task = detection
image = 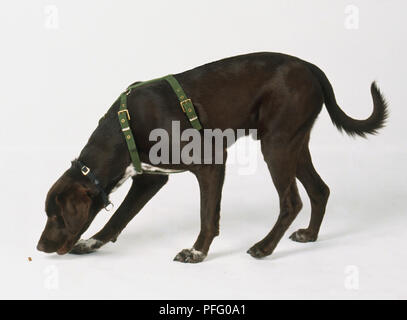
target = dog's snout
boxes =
[37,239,58,253]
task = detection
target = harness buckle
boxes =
[104,202,114,211]
[81,166,90,176]
[118,109,131,120]
[180,98,191,113]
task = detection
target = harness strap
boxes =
[117,74,202,174]
[118,92,143,173]
[164,75,202,130]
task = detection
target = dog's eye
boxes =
[49,214,58,222]
[48,214,65,227]
[47,213,58,220]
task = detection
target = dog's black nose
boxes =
[37,238,62,253]
[37,241,56,253]
[37,242,46,252]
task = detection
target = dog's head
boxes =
[37,173,102,255]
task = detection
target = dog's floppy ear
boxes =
[56,184,92,234]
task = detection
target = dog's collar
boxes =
[71,160,112,210]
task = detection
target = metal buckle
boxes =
[180,98,191,113]
[118,109,131,120]
[81,166,90,176]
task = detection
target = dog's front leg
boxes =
[70,174,169,254]
[174,164,226,263]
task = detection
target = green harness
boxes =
[117,74,202,173]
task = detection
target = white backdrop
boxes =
[0,0,406,299]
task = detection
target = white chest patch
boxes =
[111,163,185,193]
[111,164,137,193]
[141,163,185,174]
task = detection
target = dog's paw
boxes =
[69,239,103,255]
[289,229,318,243]
[173,248,206,263]
[247,243,270,259]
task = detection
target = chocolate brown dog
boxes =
[37,52,387,262]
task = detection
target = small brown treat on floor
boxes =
[28,257,32,262]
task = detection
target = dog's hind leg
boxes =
[247,132,304,259]
[173,163,226,263]
[70,174,168,254]
[290,141,330,242]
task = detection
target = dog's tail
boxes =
[306,62,388,138]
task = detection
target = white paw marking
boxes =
[190,248,205,258]
[174,248,207,263]
[75,239,102,249]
